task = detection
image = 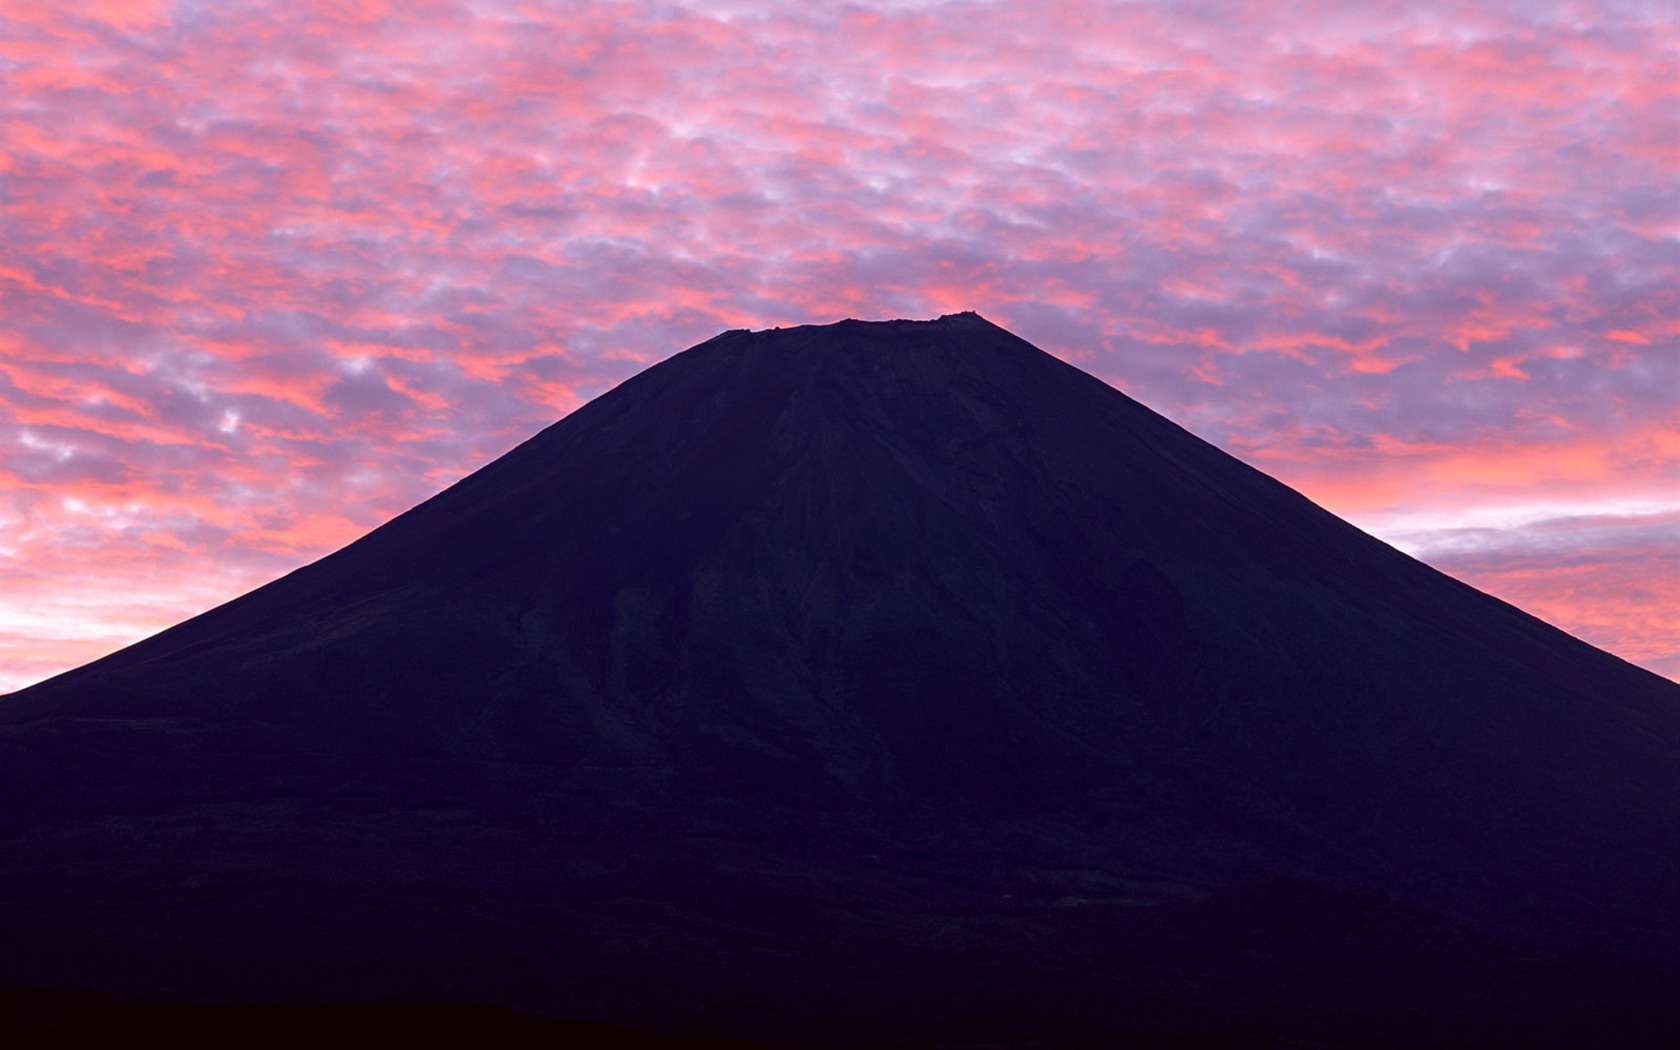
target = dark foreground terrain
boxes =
[3,315,1676,1046]
[0,989,781,1049]
[4,879,1677,1048]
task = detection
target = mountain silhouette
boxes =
[3,314,1677,1047]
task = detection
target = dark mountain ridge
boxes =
[3,313,1677,1046]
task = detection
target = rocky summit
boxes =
[3,314,1677,1047]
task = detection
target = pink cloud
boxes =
[1,0,1675,691]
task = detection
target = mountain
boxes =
[3,313,1677,1047]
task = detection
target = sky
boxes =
[0,0,1675,693]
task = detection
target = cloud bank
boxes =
[2,0,1675,689]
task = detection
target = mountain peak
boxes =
[3,314,1676,1045]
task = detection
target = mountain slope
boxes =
[3,313,1676,1045]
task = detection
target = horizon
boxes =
[2,1,1675,689]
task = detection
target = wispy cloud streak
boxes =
[2,0,1675,690]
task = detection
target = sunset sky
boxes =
[1,0,1675,693]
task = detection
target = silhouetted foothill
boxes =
[3,313,1677,1047]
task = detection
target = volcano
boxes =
[3,314,1677,1047]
